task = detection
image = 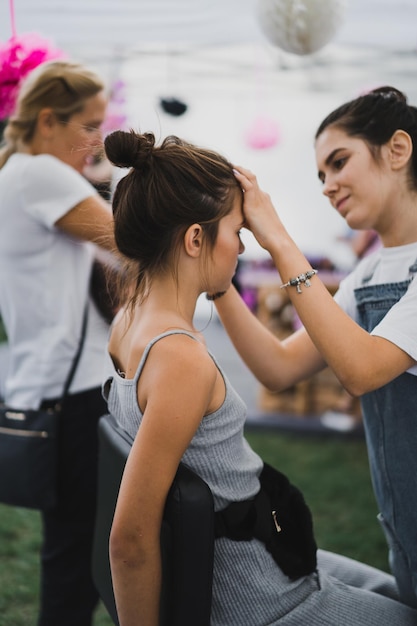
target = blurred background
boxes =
[2,0,417,427]
[1,3,417,623]
[2,0,417,261]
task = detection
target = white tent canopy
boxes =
[1,0,417,53]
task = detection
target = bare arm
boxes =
[215,285,326,391]
[233,166,414,396]
[109,336,217,626]
[54,194,115,251]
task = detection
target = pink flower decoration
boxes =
[0,33,65,120]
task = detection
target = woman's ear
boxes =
[37,108,57,138]
[183,223,204,258]
[388,129,413,170]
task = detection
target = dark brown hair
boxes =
[104,130,240,306]
[315,86,417,190]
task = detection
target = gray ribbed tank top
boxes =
[103,329,318,625]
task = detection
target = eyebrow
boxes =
[317,147,345,181]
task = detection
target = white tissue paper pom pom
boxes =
[257,0,347,56]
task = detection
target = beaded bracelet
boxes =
[279,269,318,294]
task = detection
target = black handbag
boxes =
[214,462,317,580]
[0,305,88,511]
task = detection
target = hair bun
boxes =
[104,130,156,169]
[370,86,407,104]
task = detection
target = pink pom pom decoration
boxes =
[101,79,128,136]
[245,115,281,150]
[0,33,65,120]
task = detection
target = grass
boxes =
[0,429,387,625]
[0,504,113,626]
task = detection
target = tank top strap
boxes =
[132,329,200,384]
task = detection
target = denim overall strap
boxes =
[354,269,417,607]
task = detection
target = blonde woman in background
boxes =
[0,60,115,625]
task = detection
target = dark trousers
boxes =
[37,387,107,626]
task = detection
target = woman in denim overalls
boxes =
[216,86,417,609]
[354,258,417,606]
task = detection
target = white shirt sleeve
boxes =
[333,254,382,323]
[21,154,96,228]
[371,276,417,363]
[335,261,417,368]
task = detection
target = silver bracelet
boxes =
[279,269,318,294]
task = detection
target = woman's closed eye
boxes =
[333,156,347,171]
[318,156,348,185]
[83,123,102,134]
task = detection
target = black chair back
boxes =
[92,413,214,626]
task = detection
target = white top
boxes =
[0,153,109,409]
[334,241,417,376]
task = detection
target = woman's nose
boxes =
[322,175,337,198]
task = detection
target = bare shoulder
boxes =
[138,331,219,428]
[145,331,213,373]
[110,316,215,383]
[139,331,218,398]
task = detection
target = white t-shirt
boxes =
[334,240,417,376]
[0,153,109,409]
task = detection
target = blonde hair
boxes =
[0,60,105,168]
